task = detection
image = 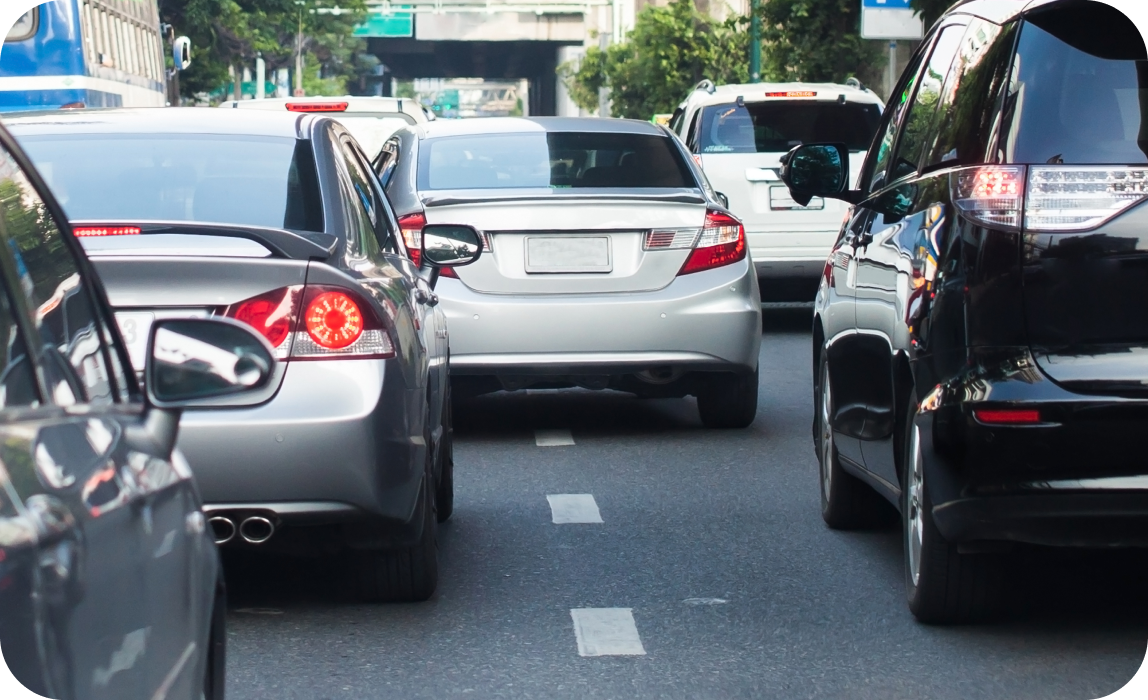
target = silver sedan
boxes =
[382,117,762,428]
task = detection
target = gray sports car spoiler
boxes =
[69,220,338,260]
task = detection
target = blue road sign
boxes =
[862,0,912,7]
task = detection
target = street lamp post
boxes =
[749,0,761,83]
[295,0,306,96]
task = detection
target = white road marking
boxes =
[570,608,646,657]
[535,429,575,446]
[683,597,729,606]
[547,494,603,524]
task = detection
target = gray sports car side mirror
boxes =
[145,317,276,407]
[422,224,483,267]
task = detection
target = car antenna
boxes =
[736,95,745,107]
[837,94,846,104]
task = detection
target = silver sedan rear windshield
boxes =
[17,134,324,232]
[418,132,695,190]
[700,101,881,154]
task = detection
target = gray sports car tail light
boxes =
[222,284,395,361]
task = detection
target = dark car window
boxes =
[0,281,38,409]
[1002,4,1148,164]
[19,134,325,233]
[889,25,964,181]
[373,137,401,187]
[342,138,399,256]
[923,18,1018,170]
[330,132,381,261]
[419,132,696,190]
[864,39,933,193]
[698,100,881,154]
[0,150,118,405]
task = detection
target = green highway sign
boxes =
[354,10,414,38]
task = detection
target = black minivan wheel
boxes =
[902,390,1005,623]
[816,353,891,529]
[697,368,759,428]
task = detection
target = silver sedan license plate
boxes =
[525,236,612,274]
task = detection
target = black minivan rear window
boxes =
[1003,3,1148,164]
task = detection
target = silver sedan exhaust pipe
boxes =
[208,516,236,545]
[239,516,275,545]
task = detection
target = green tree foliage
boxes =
[910,0,955,28]
[158,0,376,100]
[757,0,882,85]
[560,0,748,119]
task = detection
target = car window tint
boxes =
[685,110,701,152]
[330,133,378,261]
[888,25,964,183]
[924,19,1018,169]
[698,101,881,154]
[0,279,38,409]
[342,139,395,257]
[1001,4,1148,164]
[864,41,932,193]
[419,132,695,190]
[19,134,325,233]
[0,151,117,405]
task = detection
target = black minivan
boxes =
[780,0,1148,623]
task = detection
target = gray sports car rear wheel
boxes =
[347,451,439,602]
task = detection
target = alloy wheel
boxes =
[819,363,834,500]
[906,423,924,587]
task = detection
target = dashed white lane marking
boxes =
[547,494,603,524]
[570,608,646,657]
[535,429,575,446]
[683,597,728,606]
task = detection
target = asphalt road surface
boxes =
[222,311,1148,700]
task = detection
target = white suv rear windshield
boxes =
[699,101,881,154]
[418,132,695,190]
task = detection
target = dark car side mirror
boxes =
[146,318,276,408]
[778,143,860,206]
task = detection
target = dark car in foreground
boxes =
[780,0,1148,622]
[7,109,482,603]
[0,122,279,696]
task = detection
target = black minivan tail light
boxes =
[952,165,1148,233]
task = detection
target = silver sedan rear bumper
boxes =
[176,358,423,523]
[443,259,761,375]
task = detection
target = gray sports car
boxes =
[378,117,762,428]
[9,108,482,602]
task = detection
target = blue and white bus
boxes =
[0,0,166,111]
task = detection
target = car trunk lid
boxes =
[423,192,708,294]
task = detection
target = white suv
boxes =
[671,80,883,300]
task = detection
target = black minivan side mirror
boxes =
[146,318,276,407]
[778,143,860,206]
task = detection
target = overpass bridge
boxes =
[360,0,629,115]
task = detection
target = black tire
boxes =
[347,454,439,602]
[902,388,1005,623]
[697,367,759,429]
[435,382,454,523]
[815,352,891,529]
[203,580,226,700]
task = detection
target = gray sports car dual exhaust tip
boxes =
[208,515,276,545]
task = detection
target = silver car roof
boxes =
[418,117,667,140]
[4,107,311,139]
